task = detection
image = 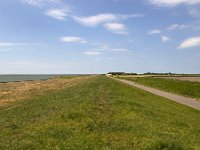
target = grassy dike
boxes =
[0,76,200,149]
[119,77,200,100]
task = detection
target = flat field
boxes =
[119,76,200,100]
[156,76,200,83]
[0,76,200,149]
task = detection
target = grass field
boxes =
[0,76,200,149]
[118,77,200,100]
[0,76,90,106]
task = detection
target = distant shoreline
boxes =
[0,74,93,83]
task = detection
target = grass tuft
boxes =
[144,141,186,150]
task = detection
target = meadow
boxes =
[0,76,200,149]
[118,76,200,100]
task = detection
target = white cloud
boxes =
[84,46,129,58]
[92,45,129,53]
[0,42,17,47]
[117,14,145,19]
[104,23,128,35]
[21,0,61,7]
[109,48,128,52]
[148,29,161,35]
[161,36,170,42]
[148,0,200,7]
[178,36,200,49]
[72,13,144,27]
[61,36,87,43]
[85,51,100,56]
[72,14,117,27]
[104,23,126,30]
[167,22,200,31]
[167,24,188,30]
[0,42,25,47]
[45,8,70,20]
[72,13,143,34]
[21,0,44,7]
[0,50,8,52]
[189,7,200,17]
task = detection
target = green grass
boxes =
[119,77,200,100]
[0,76,200,149]
[60,75,89,79]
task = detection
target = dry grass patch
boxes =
[156,77,200,83]
[0,76,93,106]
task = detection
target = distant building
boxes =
[107,72,137,75]
[107,72,125,75]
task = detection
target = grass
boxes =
[119,77,200,100]
[60,75,89,79]
[0,76,90,106]
[0,76,200,149]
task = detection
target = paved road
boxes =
[111,77,200,111]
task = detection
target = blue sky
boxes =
[0,0,200,74]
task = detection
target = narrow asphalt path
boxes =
[111,77,200,111]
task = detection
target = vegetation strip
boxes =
[112,77,200,111]
[118,77,200,100]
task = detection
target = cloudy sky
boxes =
[0,0,200,74]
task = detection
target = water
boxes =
[0,75,59,83]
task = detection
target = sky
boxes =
[0,0,200,74]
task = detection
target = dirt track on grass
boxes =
[111,77,200,111]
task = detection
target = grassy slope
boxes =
[0,76,90,107]
[0,76,200,150]
[120,77,200,100]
